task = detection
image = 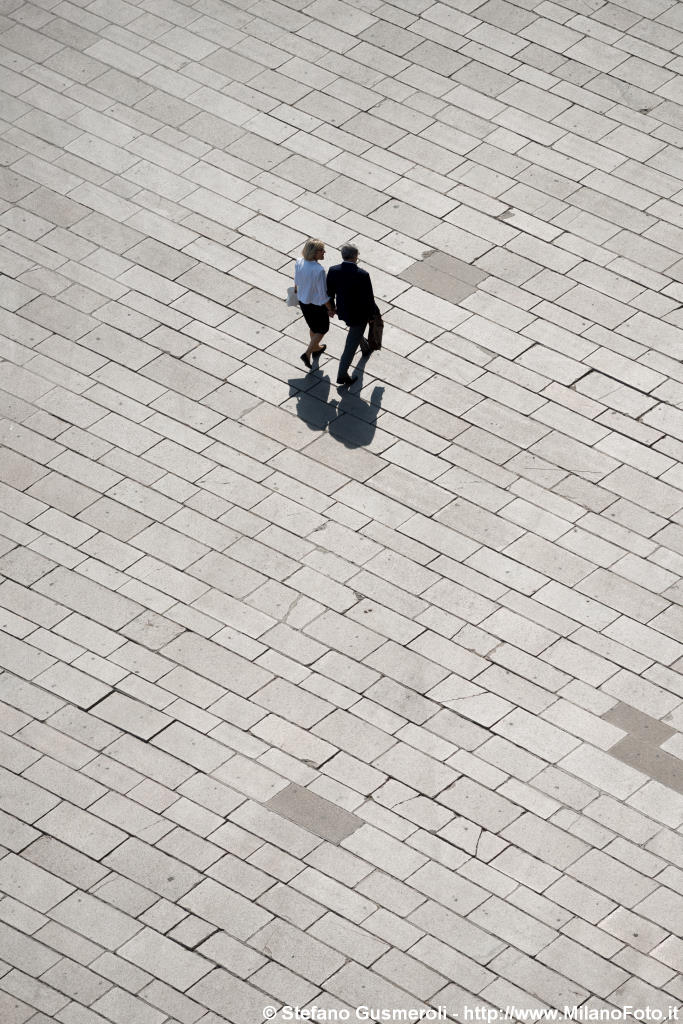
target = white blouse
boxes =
[294,258,328,305]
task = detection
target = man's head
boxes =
[341,244,359,263]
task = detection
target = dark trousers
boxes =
[337,322,366,382]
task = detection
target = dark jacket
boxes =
[326,261,380,326]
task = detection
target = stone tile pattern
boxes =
[0,0,682,1020]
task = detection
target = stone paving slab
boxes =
[1,0,683,1022]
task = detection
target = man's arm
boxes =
[366,271,380,318]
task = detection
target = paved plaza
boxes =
[2,0,683,1020]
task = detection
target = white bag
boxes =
[286,286,299,307]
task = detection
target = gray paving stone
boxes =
[0,853,73,913]
[32,567,141,631]
[91,985,165,1024]
[35,800,127,860]
[471,894,559,956]
[0,768,60,824]
[160,631,272,697]
[49,892,142,950]
[0,921,61,979]
[40,958,112,1004]
[502,813,589,870]
[187,970,269,1024]
[92,693,169,740]
[179,877,271,940]
[373,742,456,798]
[152,721,230,772]
[24,836,108,891]
[118,928,211,991]
[103,837,201,900]
[342,823,427,880]
[250,917,345,985]
[412,897,507,965]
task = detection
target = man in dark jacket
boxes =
[326,244,380,388]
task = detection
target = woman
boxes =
[294,238,335,369]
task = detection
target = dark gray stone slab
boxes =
[399,250,488,303]
[421,250,489,285]
[265,783,363,843]
[603,702,675,747]
[609,736,683,795]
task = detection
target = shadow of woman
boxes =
[288,360,384,449]
[288,369,337,432]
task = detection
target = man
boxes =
[326,243,380,388]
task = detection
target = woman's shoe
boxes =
[300,352,312,369]
[312,345,327,359]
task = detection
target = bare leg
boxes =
[306,331,325,356]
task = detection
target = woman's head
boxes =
[302,238,325,260]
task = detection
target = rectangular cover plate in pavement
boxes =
[398,250,489,304]
[266,783,363,843]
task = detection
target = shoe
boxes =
[312,345,327,359]
[336,374,358,388]
[300,352,312,369]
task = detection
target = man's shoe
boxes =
[300,352,312,369]
[336,374,358,388]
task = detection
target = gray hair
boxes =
[341,243,359,260]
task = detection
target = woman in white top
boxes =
[294,238,335,370]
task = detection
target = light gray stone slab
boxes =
[50,892,142,949]
[161,631,272,696]
[187,970,270,1024]
[118,927,212,991]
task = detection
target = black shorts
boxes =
[300,302,329,335]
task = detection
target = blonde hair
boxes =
[302,238,324,260]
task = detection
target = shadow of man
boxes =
[329,358,384,449]
[288,359,384,449]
